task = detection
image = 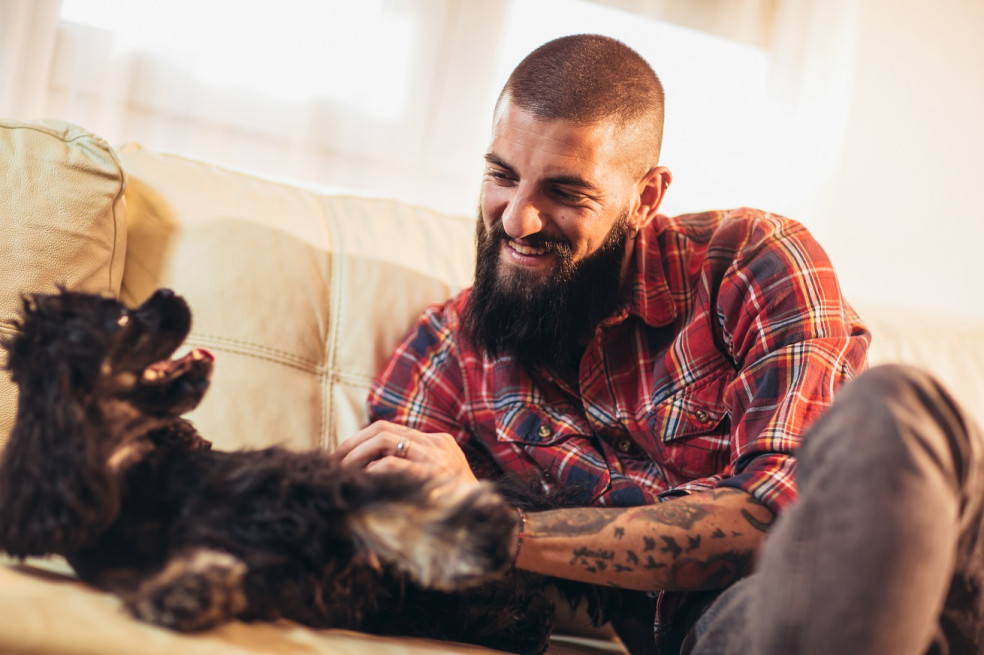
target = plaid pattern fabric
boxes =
[368,208,870,645]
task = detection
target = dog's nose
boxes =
[155,288,175,298]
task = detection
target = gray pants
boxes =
[687,364,984,655]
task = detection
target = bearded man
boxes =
[336,34,984,655]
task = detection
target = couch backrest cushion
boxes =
[0,119,127,447]
[118,145,475,451]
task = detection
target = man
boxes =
[335,35,984,654]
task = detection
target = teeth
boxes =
[142,369,161,382]
[509,240,547,256]
[191,349,205,361]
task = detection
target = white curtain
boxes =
[0,0,863,226]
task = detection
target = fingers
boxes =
[334,421,480,488]
[334,421,410,466]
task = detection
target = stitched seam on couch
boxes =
[188,334,321,373]
[331,370,375,387]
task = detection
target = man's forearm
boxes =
[514,487,775,592]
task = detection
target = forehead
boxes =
[487,102,627,184]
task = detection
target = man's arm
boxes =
[336,422,773,593]
[515,487,774,592]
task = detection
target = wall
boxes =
[816,0,984,320]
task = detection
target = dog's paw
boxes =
[351,482,519,591]
[127,549,248,631]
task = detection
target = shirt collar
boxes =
[599,217,678,329]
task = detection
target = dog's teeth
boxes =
[191,350,205,361]
[142,369,160,381]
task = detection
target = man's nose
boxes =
[500,185,544,239]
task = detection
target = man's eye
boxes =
[552,188,584,203]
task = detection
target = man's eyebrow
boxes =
[545,173,599,193]
[483,153,600,193]
[483,153,514,173]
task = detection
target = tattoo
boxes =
[742,509,772,532]
[570,546,615,567]
[595,560,608,571]
[660,536,682,558]
[666,550,755,591]
[711,528,726,539]
[614,564,633,573]
[613,527,625,540]
[741,498,777,532]
[537,509,621,537]
[630,503,709,530]
[626,550,639,565]
[644,555,666,570]
[643,536,657,552]
[686,535,701,552]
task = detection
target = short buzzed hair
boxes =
[496,34,665,170]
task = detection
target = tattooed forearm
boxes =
[627,503,709,529]
[660,536,682,557]
[534,508,621,536]
[664,550,755,591]
[569,546,615,565]
[741,494,776,532]
[515,488,773,593]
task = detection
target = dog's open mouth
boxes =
[140,348,214,385]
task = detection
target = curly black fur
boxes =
[0,288,589,654]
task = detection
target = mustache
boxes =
[481,220,574,257]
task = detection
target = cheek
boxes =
[556,221,601,261]
[480,182,507,219]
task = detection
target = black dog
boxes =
[0,288,564,653]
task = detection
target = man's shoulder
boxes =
[659,208,814,257]
[414,287,473,335]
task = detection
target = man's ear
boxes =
[630,166,672,232]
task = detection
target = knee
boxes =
[827,363,982,485]
[800,364,978,475]
[853,363,940,398]
[842,364,973,431]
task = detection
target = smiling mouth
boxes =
[507,239,549,256]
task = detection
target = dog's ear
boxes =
[0,399,121,558]
[345,479,518,591]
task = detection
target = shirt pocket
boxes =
[494,403,613,502]
[646,372,731,483]
[495,403,591,446]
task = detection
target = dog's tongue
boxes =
[142,348,213,383]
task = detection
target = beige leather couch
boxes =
[1,119,982,655]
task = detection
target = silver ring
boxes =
[395,436,411,459]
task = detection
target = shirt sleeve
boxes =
[712,211,870,513]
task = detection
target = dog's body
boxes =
[0,289,565,654]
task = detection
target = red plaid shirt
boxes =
[368,208,870,646]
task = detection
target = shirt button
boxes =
[617,439,632,453]
[537,424,551,439]
[694,409,711,423]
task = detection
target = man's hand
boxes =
[334,420,479,488]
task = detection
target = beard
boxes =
[462,209,631,374]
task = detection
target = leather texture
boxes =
[0,119,127,447]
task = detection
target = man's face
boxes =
[479,100,639,285]
[465,101,642,371]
